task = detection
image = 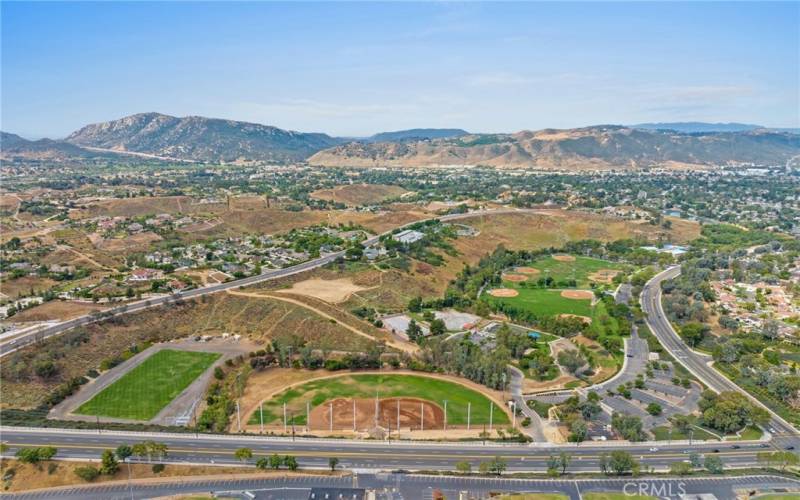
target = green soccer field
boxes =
[249,373,509,426]
[76,349,221,421]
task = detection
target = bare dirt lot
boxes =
[6,300,108,322]
[309,397,444,432]
[560,289,594,300]
[488,288,519,298]
[552,254,576,262]
[558,313,592,323]
[516,266,540,275]
[275,278,375,304]
[502,273,528,282]
[310,184,410,206]
[96,232,162,252]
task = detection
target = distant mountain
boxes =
[1,131,108,161]
[366,128,469,143]
[631,122,764,133]
[65,112,344,163]
[308,126,800,169]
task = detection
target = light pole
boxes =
[489,402,494,431]
[443,400,448,430]
[259,402,264,434]
[467,402,471,431]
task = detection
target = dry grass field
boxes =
[0,293,380,409]
[0,459,332,492]
[310,183,410,206]
[7,300,108,322]
[1,276,59,300]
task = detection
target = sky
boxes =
[2,2,798,139]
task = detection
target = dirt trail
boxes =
[226,290,416,353]
[58,245,115,272]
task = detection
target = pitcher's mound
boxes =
[516,267,540,275]
[560,289,594,300]
[489,288,519,297]
[503,273,528,282]
[553,254,576,262]
[309,397,444,431]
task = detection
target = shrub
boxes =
[74,466,100,482]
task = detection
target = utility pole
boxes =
[420,402,424,431]
[306,401,310,432]
[353,399,356,431]
[489,402,494,431]
[96,415,101,435]
[291,413,295,442]
[443,400,448,430]
[259,402,264,434]
[283,402,287,433]
[467,402,471,431]
[330,401,333,432]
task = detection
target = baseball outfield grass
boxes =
[249,373,509,426]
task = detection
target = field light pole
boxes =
[259,402,264,434]
[489,402,494,431]
[306,402,310,432]
[467,402,471,431]
[283,403,287,433]
[443,400,448,431]
[420,402,424,431]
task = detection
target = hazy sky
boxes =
[3,2,798,138]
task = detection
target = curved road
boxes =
[641,266,799,448]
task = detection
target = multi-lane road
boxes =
[641,266,800,450]
[2,233,799,497]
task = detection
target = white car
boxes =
[649,447,658,452]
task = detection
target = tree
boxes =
[568,418,588,443]
[704,455,724,474]
[608,450,638,475]
[38,447,57,461]
[699,391,769,433]
[546,454,560,477]
[669,461,693,476]
[688,452,702,468]
[234,447,253,462]
[100,449,120,475]
[611,413,646,441]
[329,457,340,472]
[132,443,148,461]
[644,403,662,416]
[283,455,298,471]
[558,452,572,475]
[679,323,708,347]
[255,457,269,470]
[115,445,133,462]
[455,461,471,473]
[598,452,609,475]
[557,349,586,375]
[74,466,100,482]
[429,318,446,336]
[488,456,506,475]
[269,453,283,470]
[406,319,423,343]
[408,296,422,313]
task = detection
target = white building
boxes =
[393,229,424,245]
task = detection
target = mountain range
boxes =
[2,113,799,169]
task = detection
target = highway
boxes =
[640,266,800,449]
[0,208,525,358]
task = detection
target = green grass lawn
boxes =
[520,255,625,287]
[488,288,593,317]
[248,373,509,426]
[76,349,220,421]
[650,424,721,442]
[732,425,764,441]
